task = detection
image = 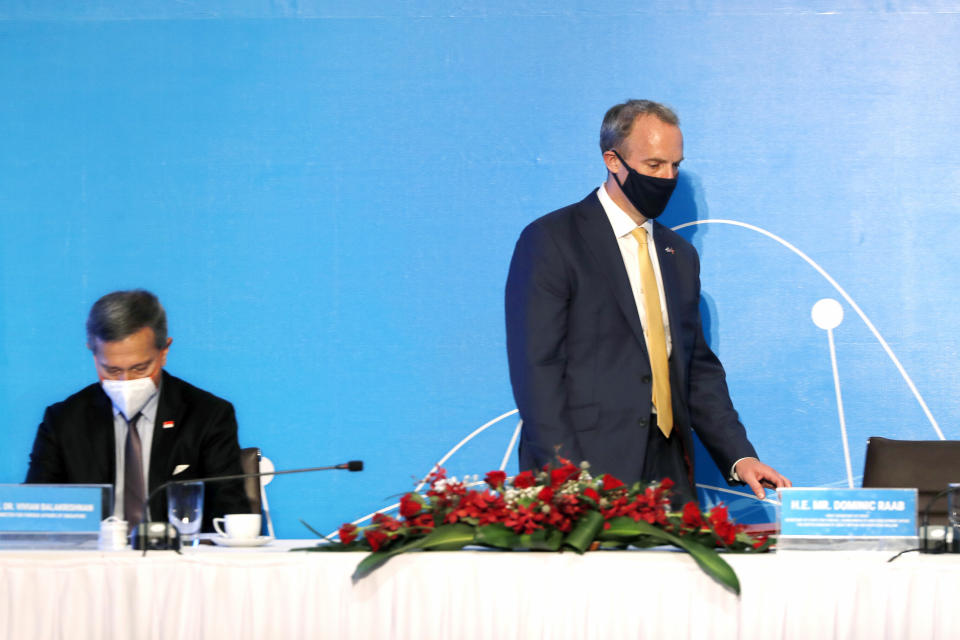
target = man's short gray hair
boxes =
[599,99,680,152]
[86,289,168,351]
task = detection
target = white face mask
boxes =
[101,377,158,421]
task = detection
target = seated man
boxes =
[26,289,250,531]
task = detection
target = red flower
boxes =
[659,477,674,490]
[485,470,507,490]
[399,493,421,519]
[681,502,704,529]
[550,463,580,488]
[583,487,600,503]
[338,523,358,545]
[602,474,625,491]
[503,503,545,534]
[513,470,536,489]
[372,512,401,532]
[410,513,435,532]
[708,504,740,546]
[537,486,555,502]
[364,528,388,551]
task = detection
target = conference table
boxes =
[1,539,957,639]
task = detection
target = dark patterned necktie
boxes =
[123,413,146,528]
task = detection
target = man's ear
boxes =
[158,337,173,368]
[602,149,621,175]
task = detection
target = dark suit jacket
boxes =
[25,370,250,531]
[505,190,757,485]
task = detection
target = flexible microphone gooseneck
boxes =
[133,460,365,553]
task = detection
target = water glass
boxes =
[167,482,204,549]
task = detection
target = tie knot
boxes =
[631,227,648,247]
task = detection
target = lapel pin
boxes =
[162,421,175,429]
[665,247,675,254]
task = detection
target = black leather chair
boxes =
[239,447,273,536]
[239,447,262,515]
[862,437,960,525]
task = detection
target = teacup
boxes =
[213,513,262,540]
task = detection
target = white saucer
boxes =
[211,535,274,547]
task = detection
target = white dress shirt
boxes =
[597,184,673,358]
[111,383,159,520]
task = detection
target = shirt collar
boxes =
[598,183,654,239]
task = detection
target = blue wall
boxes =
[3,1,959,535]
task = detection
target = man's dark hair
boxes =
[86,289,168,351]
[599,99,680,152]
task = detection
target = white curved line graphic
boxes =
[327,409,519,540]
[696,483,781,506]
[498,419,523,471]
[673,219,944,440]
[827,326,854,487]
[327,479,488,540]
[414,409,519,492]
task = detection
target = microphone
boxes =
[133,460,364,552]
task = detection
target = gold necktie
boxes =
[630,227,673,437]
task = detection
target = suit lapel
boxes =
[150,372,183,493]
[87,388,116,483]
[575,192,649,351]
[652,223,684,364]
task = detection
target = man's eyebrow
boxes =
[99,358,153,371]
[642,156,685,163]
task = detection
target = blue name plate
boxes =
[0,484,111,533]
[778,487,917,537]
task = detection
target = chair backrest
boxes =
[862,437,960,525]
[239,447,262,516]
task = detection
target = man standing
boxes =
[505,100,790,504]
[26,289,250,530]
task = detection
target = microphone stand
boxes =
[134,461,364,554]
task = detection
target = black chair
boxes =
[862,437,960,525]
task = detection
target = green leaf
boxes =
[597,516,646,542]
[475,523,521,549]
[352,536,427,581]
[633,521,740,595]
[518,528,563,551]
[563,510,604,554]
[596,517,739,593]
[299,519,327,539]
[419,523,476,551]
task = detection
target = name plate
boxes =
[777,487,917,551]
[0,484,112,533]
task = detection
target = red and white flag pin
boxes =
[162,421,175,429]
[665,247,676,254]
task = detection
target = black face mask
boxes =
[611,150,677,220]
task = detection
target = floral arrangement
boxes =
[308,460,771,594]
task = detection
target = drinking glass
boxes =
[167,482,204,549]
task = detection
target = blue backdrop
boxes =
[3,1,959,536]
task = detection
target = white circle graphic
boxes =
[811,297,844,330]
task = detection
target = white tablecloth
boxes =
[1,541,957,640]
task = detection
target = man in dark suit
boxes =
[26,289,249,531]
[506,100,790,504]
